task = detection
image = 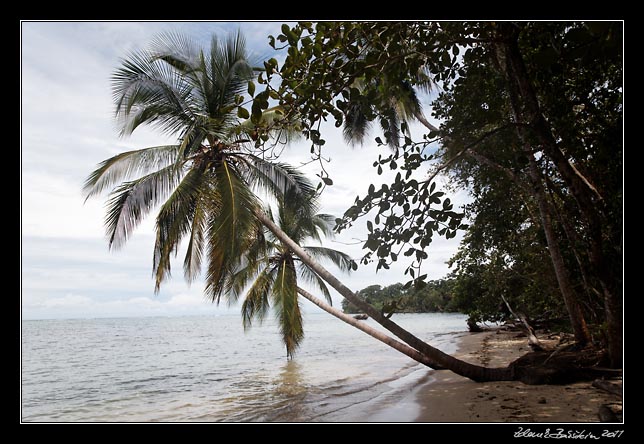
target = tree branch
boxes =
[425,124,512,184]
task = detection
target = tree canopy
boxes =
[253,21,622,366]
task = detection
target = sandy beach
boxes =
[414,329,623,423]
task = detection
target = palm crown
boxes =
[226,186,354,357]
[83,31,311,302]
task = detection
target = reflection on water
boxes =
[276,360,306,397]
[270,361,309,421]
[22,313,468,422]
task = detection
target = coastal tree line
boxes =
[341,280,459,315]
[85,21,622,384]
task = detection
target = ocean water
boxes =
[21,312,468,422]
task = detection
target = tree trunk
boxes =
[602,282,623,368]
[256,209,513,382]
[296,287,442,369]
[522,134,592,345]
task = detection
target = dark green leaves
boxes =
[336,148,466,281]
[237,107,250,119]
[364,237,379,251]
[251,90,269,124]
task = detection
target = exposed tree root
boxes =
[508,345,620,385]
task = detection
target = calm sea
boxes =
[21,312,468,422]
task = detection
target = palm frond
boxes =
[241,264,276,330]
[380,111,400,148]
[239,156,316,201]
[392,80,424,124]
[228,260,262,303]
[226,221,277,302]
[184,177,222,285]
[83,145,180,201]
[342,101,372,145]
[303,246,354,273]
[211,30,255,115]
[104,164,184,249]
[152,167,207,292]
[204,160,259,304]
[274,187,326,245]
[272,258,303,358]
[183,198,207,284]
[342,69,434,148]
[177,125,209,160]
[298,263,333,306]
[311,213,336,239]
[149,32,200,75]
[112,48,197,137]
[410,65,434,95]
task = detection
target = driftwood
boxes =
[598,404,618,422]
[501,295,543,351]
[592,379,622,397]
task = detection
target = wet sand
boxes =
[413,330,623,423]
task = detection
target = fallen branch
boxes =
[501,295,544,351]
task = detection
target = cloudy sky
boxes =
[21,21,467,320]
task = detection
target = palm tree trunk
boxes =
[412,109,439,133]
[297,287,442,369]
[256,209,513,382]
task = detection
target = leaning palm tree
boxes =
[82,31,430,366]
[83,31,311,303]
[226,187,354,358]
[227,186,447,365]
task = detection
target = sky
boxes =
[21,21,469,320]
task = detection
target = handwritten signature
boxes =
[514,428,624,440]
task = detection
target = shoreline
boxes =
[412,329,622,423]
